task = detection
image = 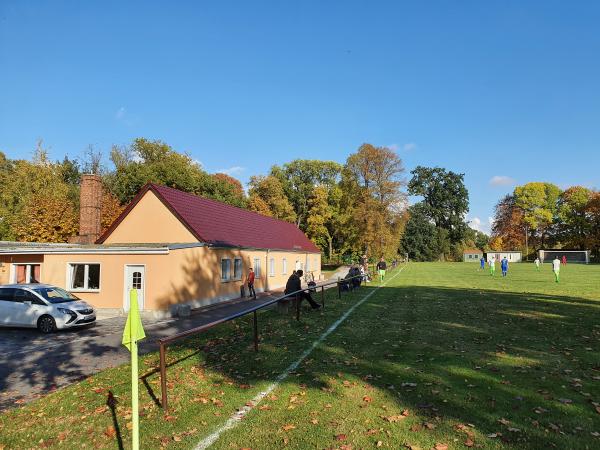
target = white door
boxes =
[124,265,145,312]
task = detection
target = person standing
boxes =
[501,256,509,277]
[562,255,567,266]
[489,256,496,276]
[284,270,321,310]
[534,257,540,270]
[376,257,387,282]
[480,256,486,271]
[552,257,561,283]
[246,267,256,299]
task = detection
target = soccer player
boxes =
[480,256,485,271]
[501,256,509,277]
[376,257,387,282]
[534,257,540,270]
[552,256,561,283]
[489,256,496,276]
[562,255,567,266]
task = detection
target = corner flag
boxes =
[122,289,146,450]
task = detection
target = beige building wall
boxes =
[102,190,197,244]
[0,248,321,315]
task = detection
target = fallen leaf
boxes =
[282,424,296,431]
[363,395,373,403]
[104,426,116,438]
[382,415,407,423]
[336,434,347,441]
[464,438,474,447]
[434,444,448,450]
[377,441,383,447]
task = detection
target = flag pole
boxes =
[129,289,140,450]
[131,291,140,450]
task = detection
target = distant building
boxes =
[463,249,483,262]
[485,251,522,263]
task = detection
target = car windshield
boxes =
[33,287,80,304]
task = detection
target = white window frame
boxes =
[282,258,287,275]
[221,258,232,282]
[66,262,101,292]
[10,263,42,284]
[233,258,243,281]
[269,257,275,277]
[253,258,261,278]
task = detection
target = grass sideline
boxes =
[1,263,599,449]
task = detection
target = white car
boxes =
[0,284,96,333]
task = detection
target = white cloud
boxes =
[217,166,245,176]
[489,175,516,187]
[468,216,493,235]
[469,217,482,231]
[403,142,417,152]
[387,143,417,152]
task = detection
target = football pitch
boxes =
[1,262,599,449]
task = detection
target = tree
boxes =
[557,186,592,249]
[270,160,342,229]
[400,204,440,261]
[408,166,469,245]
[306,185,333,257]
[247,175,296,222]
[585,192,600,257]
[491,194,525,250]
[343,144,406,258]
[514,182,561,248]
[104,138,246,207]
[101,190,125,233]
[11,191,78,242]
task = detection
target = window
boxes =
[13,264,41,283]
[253,258,261,277]
[269,258,275,277]
[282,258,287,275]
[68,263,101,291]
[233,258,243,280]
[0,288,18,302]
[221,259,231,281]
[14,289,40,304]
[132,271,143,289]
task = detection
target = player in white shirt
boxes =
[552,257,561,283]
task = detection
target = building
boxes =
[463,249,483,262]
[485,251,522,263]
[0,178,321,316]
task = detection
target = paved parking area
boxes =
[0,295,277,411]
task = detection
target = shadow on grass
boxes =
[155,283,600,448]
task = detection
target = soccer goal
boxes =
[538,250,590,264]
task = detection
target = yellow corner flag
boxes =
[122,288,146,351]
[122,289,146,450]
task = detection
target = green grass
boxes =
[1,263,599,449]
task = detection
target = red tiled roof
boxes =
[463,249,482,254]
[98,183,320,253]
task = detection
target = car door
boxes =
[0,288,32,326]
[12,289,39,326]
[0,288,18,326]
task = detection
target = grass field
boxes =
[1,262,599,449]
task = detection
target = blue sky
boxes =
[1,1,599,234]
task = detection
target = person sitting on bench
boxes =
[284,270,321,310]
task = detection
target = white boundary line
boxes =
[194,264,407,450]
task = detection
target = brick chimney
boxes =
[71,174,103,244]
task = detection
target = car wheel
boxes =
[38,315,57,333]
